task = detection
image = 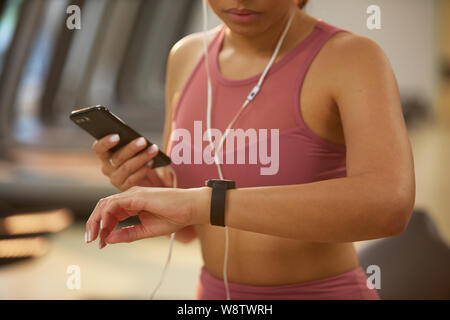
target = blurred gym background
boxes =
[0,0,449,299]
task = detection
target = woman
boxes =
[86,0,415,299]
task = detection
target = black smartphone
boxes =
[70,105,171,169]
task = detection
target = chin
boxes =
[221,19,267,37]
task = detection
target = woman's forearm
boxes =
[192,173,414,243]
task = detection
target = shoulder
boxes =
[167,26,222,76]
[316,30,393,95]
[331,31,388,63]
[165,26,222,106]
[321,31,391,76]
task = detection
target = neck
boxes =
[223,6,306,57]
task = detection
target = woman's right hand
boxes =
[92,134,172,191]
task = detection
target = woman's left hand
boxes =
[84,186,209,248]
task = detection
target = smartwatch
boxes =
[205,179,236,227]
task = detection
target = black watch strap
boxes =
[205,179,236,227]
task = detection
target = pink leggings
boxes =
[196,266,380,300]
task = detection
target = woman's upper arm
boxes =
[329,34,415,214]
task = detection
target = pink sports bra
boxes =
[167,19,348,189]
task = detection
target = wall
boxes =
[306,0,436,113]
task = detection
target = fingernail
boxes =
[146,160,154,167]
[100,220,103,230]
[84,232,87,243]
[110,134,120,143]
[148,144,159,154]
[136,137,146,147]
[88,231,92,242]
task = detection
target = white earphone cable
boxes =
[202,0,295,300]
[151,3,294,301]
[149,165,177,299]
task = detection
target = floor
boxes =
[0,118,449,299]
[0,225,203,299]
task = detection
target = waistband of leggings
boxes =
[199,265,367,294]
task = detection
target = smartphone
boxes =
[70,105,171,169]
